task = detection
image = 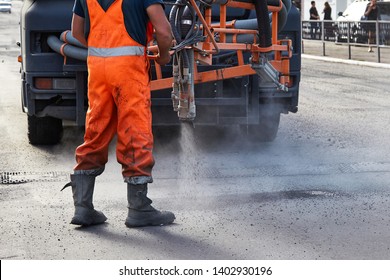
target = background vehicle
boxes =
[0,0,12,13]
[19,0,301,145]
[335,0,390,44]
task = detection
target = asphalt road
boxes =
[1,1,390,260]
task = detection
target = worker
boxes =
[62,0,175,228]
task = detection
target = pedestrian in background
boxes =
[309,1,320,39]
[323,1,332,20]
[323,1,332,40]
[364,0,380,52]
[62,0,175,228]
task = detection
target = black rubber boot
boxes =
[125,184,175,227]
[62,174,107,226]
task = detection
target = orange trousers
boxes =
[73,0,154,184]
[74,55,155,183]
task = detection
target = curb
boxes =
[302,54,390,69]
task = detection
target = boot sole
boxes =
[71,210,107,226]
[71,216,107,226]
[125,215,175,228]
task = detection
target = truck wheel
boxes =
[241,111,281,142]
[28,115,63,145]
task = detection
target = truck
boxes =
[19,0,301,145]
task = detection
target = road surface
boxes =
[1,1,390,260]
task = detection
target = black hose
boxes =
[253,0,272,48]
[171,2,203,52]
[170,0,186,44]
[176,1,185,41]
[169,1,182,44]
[181,5,196,41]
[170,0,197,68]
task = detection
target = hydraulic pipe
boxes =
[188,0,219,53]
[253,0,272,49]
[169,0,183,44]
[60,31,86,48]
[47,35,87,61]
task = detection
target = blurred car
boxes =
[0,0,12,13]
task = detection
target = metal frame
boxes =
[149,0,293,91]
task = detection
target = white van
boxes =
[337,0,390,21]
[336,0,390,44]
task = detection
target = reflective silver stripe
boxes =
[88,46,145,57]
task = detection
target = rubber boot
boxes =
[125,184,175,227]
[61,174,107,226]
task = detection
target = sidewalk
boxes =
[302,39,390,65]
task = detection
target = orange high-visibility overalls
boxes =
[74,0,155,185]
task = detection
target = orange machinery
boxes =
[148,0,293,121]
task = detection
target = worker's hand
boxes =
[155,52,171,66]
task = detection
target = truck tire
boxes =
[28,115,63,145]
[241,110,281,142]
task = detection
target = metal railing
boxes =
[302,20,390,63]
